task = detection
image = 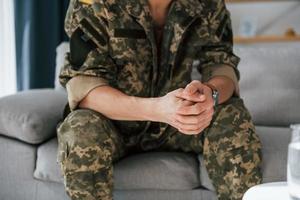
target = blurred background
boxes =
[1,0,300,98]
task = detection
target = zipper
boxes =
[169,15,201,81]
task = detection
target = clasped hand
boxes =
[158,80,215,135]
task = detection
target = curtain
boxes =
[14,0,69,91]
[0,0,17,97]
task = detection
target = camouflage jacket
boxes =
[59,0,240,143]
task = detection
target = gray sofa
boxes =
[0,42,299,200]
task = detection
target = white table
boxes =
[243,182,295,200]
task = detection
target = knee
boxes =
[56,109,115,166]
[57,109,113,145]
[206,97,261,152]
[215,97,253,129]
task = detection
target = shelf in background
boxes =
[234,35,300,43]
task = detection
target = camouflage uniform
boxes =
[57,0,262,199]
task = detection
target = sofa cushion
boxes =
[35,126,291,191]
[0,89,67,144]
[199,126,292,191]
[34,138,201,190]
[234,43,300,126]
[0,136,39,200]
[113,151,200,190]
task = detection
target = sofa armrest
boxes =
[0,89,67,144]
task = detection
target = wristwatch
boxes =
[204,82,219,107]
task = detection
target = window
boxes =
[0,0,16,97]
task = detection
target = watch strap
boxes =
[203,82,219,107]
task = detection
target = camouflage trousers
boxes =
[57,97,262,200]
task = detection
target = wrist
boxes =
[130,96,161,122]
[148,97,163,122]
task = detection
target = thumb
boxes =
[182,99,194,106]
[184,83,198,95]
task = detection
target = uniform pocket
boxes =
[110,36,150,60]
[57,139,71,179]
[56,124,70,176]
[57,140,69,164]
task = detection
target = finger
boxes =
[182,99,194,107]
[184,80,205,94]
[175,112,212,130]
[184,83,198,95]
[174,119,200,130]
[168,120,198,135]
[180,119,212,135]
[178,127,203,135]
[199,107,215,121]
[177,113,214,134]
[176,92,206,102]
[175,114,201,125]
[170,104,214,129]
[175,114,209,129]
[175,82,206,102]
[176,102,206,115]
[174,119,200,131]
[174,111,213,132]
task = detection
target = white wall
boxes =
[0,0,16,97]
[227,1,300,37]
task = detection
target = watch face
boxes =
[203,82,219,106]
[212,90,219,106]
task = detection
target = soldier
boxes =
[57,0,262,199]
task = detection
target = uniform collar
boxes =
[114,0,204,82]
[116,0,203,17]
[116,0,150,19]
[114,0,204,32]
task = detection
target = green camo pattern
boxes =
[57,98,262,200]
[57,0,262,199]
[59,0,240,135]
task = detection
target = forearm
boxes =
[207,76,235,104]
[78,86,159,121]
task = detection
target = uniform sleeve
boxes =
[59,0,117,110]
[198,0,240,96]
